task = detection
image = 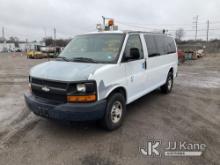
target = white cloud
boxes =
[0,0,220,40]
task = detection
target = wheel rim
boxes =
[111,101,123,124]
[168,77,173,91]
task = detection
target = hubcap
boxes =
[111,101,123,124]
[168,77,173,90]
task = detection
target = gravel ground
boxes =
[0,53,219,165]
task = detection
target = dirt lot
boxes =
[0,53,219,165]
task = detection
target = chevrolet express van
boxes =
[25,31,178,130]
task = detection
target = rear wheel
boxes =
[160,71,173,94]
[100,93,126,131]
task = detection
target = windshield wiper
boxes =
[56,56,70,62]
[71,57,98,63]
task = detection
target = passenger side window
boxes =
[154,35,166,55]
[144,35,159,57]
[123,35,144,61]
[145,35,176,58]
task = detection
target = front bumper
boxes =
[24,93,106,121]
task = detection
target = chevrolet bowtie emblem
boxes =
[42,86,50,92]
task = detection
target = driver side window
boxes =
[123,34,144,61]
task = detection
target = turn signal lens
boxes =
[67,95,96,103]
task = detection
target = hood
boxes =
[30,61,104,81]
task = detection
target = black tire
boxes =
[100,93,126,131]
[160,71,173,94]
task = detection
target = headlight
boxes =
[67,81,97,103]
[76,82,96,93]
[76,84,86,92]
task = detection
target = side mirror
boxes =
[129,48,140,60]
[123,48,140,61]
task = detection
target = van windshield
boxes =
[59,34,125,63]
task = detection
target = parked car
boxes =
[26,45,46,59]
[196,49,205,58]
[26,50,45,59]
[40,46,61,58]
[13,47,22,52]
[24,31,178,130]
[177,50,185,64]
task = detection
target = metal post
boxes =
[53,28,56,47]
[102,16,105,30]
[206,20,209,43]
[193,16,199,41]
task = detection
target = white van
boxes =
[25,31,178,130]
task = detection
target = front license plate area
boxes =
[36,106,49,117]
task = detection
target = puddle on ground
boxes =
[177,73,220,88]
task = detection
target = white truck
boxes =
[25,30,178,130]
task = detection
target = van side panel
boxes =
[147,53,177,86]
[142,34,178,97]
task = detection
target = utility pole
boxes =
[2,27,6,50]
[25,38,28,52]
[53,28,56,47]
[206,20,210,43]
[43,27,47,39]
[2,27,5,39]
[53,28,56,40]
[193,15,199,41]
[102,16,106,30]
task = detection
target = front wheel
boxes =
[160,71,173,94]
[100,93,126,131]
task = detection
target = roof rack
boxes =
[123,30,167,35]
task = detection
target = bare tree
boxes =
[9,36,20,47]
[175,28,185,41]
[43,37,53,46]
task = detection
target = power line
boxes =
[116,19,220,40]
[209,21,220,24]
[117,20,208,27]
[117,22,220,32]
[117,22,160,30]
[169,28,220,32]
[117,19,220,34]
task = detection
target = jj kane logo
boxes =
[139,140,161,157]
[140,139,206,157]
